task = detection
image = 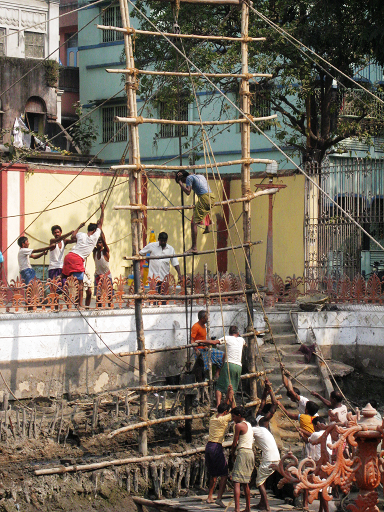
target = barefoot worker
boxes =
[176,170,215,253]
[230,406,254,512]
[205,385,234,507]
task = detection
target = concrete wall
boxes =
[0,304,248,398]
[293,307,384,378]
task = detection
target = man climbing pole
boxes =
[175,170,215,253]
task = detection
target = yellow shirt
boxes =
[208,413,232,444]
[299,413,315,433]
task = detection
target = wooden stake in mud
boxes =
[240,0,257,401]
[118,0,148,456]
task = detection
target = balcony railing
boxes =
[59,67,79,93]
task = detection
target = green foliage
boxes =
[68,102,98,155]
[130,0,384,164]
[43,59,60,87]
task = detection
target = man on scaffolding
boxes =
[175,170,215,253]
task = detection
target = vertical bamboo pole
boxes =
[204,263,213,404]
[119,0,147,455]
[240,0,257,400]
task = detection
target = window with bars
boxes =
[25,32,45,58]
[102,6,124,43]
[102,105,127,142]
[0,28,5,56]
[251,86,272,131]
[159,99,188,138]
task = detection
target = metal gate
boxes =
[304,157,384,279]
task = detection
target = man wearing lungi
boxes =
[249,416,280,512]
[205,385,234,507]
[230,406,254,512]
[62,202,105,307]
[215,325,245,406]
[176,170,215,253]
[191,310,224,378]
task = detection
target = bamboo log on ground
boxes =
[115,189,278,211]
[34,441,233,476]
[97,24,265,42]
[107,68,273,78]
[114,115,277,126]
[111,157,275,171]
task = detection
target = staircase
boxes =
[256,309,331,455]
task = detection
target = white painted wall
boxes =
[0,0,59,61]
[0,304,249,363]
[6,169,20,281]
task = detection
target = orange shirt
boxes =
[191,322,207,349]
[299,413,315,434]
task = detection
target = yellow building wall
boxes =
[25,170,305,282]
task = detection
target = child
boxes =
[249,416,280,512]
[278,400,319,509]
[48,225,73,280]
[308,417,332,512]
[93,231,112,305]
[18,236,56,285]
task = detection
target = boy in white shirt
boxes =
[18,236,57,285]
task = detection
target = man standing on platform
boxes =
[139,232,181,296]
[175,170,215,253]
[191,310,224,378]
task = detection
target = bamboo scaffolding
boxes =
[121,289,255,300]
[97,24,265,42]
[110,157,275,172]
[115,189,278,211]
[119,371,265,393]
[119,0,147,456]
[107,68,273,79]
[115,114,277,126]
[123,240,262,261]
[34,441,233,476]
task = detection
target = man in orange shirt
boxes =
[191,310,224,379]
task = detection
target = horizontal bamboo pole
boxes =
[97,24,265,42]
[240,369,273,379]
[155,0,242,4]
[115,114,277,126]
[123,240,262,261]
[35,441,233,476]
[122,289,254,301]
[133,497,187,512]
[115,189,279,212]
[123,381,209,393]
[109,412,209,437]
[110,157,275,172]
[241,329,269,338]
[107,68,273,79]
[119,341,267,357]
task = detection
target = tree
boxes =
[68,102,98,155]
[130,0,384,165]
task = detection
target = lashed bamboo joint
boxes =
[97,24,265,42]
[106,68,273,79]
[114,114,277,126]
[115,189,279,211]
[110,157,276,172]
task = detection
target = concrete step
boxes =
[268,323,295,335]
[264,334,298,345]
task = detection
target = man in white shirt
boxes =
[61,203,104,307]
[311,390,348,424]
[139,232,181,297]
[215,326,245,405]
[250,416,280,512]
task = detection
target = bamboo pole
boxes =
[115,189,278,211]
[97,25,265,42]
[119,0,147,457]
[120,289,254,300]
[107,68,273,78]
[114,114,277,126]
[123,240,262,261]
[34,441,233,476]
[109,412,208,438]
[110,157,275,171]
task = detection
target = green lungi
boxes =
[216,362,242,393]
[232,448,255,484]
[193,193,215,224]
